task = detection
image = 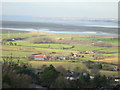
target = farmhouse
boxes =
[71,53,85,58]
[59,56,69,60]
[66,76,76,81]
[47,55,57,60]
[80,51,94,54]
[114,66,120,71]
[115,78,120,82]
[71,53,78,57]
[77,54,85,58]
[6,38,24,41]
[34,55,47,60]
[90,76,94,80]
[65,71,77,80]
[85,51,94,54]
[65,72,92,81]
[114,77,120,84]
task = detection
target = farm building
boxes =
[6,38,24,41]
[71,53,84,58]
[114,77,120,85]
[34,55,47,60]
[80,51,94,54]
[71,53,78,57]
[85,51,94,54]
[114,66,120,71]
[59,56,69,60]
[65,71,77,81]
[47,55,57,60]
[114,78,120,82]
[90,76,94,80]
[77,54,85,58]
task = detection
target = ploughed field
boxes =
[1,29,119,77]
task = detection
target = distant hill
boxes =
[1,15,117,22]
[1,15,39,22]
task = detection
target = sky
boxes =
[1,0,119,19]
[1,0,119,2]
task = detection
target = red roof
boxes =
[34,56,46,58]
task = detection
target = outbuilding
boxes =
[34,55,47,60]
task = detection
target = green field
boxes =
[1,30,119,77]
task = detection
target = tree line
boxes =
[2,58,119,89]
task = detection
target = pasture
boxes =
[1,29,119,77]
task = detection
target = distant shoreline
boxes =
[1,27,119,37]
[1,29,119,38]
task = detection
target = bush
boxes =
[31,37,55,44]
[2,58,37,88]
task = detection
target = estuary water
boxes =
[1,20,119,36]
[1,27,119,36]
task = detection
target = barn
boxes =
[34,55,47,60]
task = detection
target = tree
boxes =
[92,74,108,88]
[56,65,67,76]
[9,42,13,45]
[14,43,17,46]
[99,75,108,87]
[76,73,91,88]
[114,84,120,90]
[92,74,101,87]
[71,45,75,48]
[2,58,39,88]
[50,75,70,88]
[40,65,59,87]
[2,62,32,88]
[98,63,102,69]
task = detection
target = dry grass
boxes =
[96,56,119,64]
